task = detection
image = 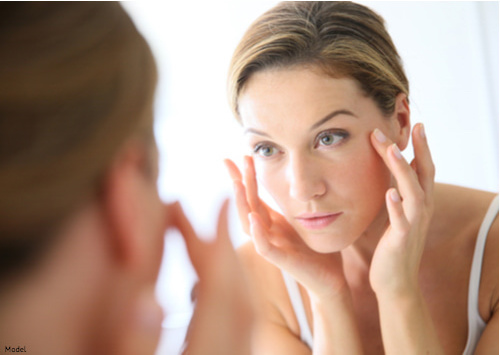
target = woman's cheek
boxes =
[256,162,288,205]
[339,139,390,203]
[360,143,393,193]
[256,162,274,191]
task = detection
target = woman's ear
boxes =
[101,140,150,271]
[392,93,411,151]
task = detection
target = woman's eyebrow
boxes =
[244,109,356,137]
[244,127,271,138]
[310,109,357,131]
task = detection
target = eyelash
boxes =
[253,142,278,158]
[314,129,349,148]
[253,129,349,158]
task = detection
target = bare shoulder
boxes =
[237,241,301,333]
[431,183,498,320]
[432,183,496,219]
[237,240,282,292]
[430,184,496,241]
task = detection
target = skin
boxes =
[225,66,498,354]
[1,137,253,355]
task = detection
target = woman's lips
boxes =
[295,212,342,230]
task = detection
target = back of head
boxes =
[0,2,157,280]
[228,1,408,120]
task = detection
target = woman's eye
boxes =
[316,130,348,147]
[254,144,277,157]
[320,134,335,145]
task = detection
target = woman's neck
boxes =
[342,205,390,276]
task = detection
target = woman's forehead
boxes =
[238,68,370,128]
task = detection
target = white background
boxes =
[123,2,499,354]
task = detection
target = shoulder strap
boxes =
[463,194,499,355]
[281,270,313,349]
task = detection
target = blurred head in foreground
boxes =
[0,2,164,353]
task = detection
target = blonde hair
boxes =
[228,1,408,120]
[0,3,157,275]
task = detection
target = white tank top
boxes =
[282,195,499,353]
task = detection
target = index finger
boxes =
[168,201,205,272]
[215,198,232,248]
[411,123,435,200]
[224,158,243,181]
[370,128,424,218]
[244,156,272,227]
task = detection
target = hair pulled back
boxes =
[228,1,408,120]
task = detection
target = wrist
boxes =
[308,285,364,355]
[375,285,424,311]
[371,270,420,300]
[308,282,353,310]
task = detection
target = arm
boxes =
[370,123,444,354]
[171,201,253,355]
[226,158,364,355]
[237,241,312,355]
[253,321,312,355]
[239,240,364,355]
[376,291,443,354]
[309,290,364,355]
[475,214,499,354]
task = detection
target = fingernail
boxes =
[420,123,426,139]
[390,188,401,202]
[392,144,403,160]
[374,129,386,143]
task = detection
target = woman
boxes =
[0,3,251,355]
[225,2,498,354]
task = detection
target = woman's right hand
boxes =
[225,156,348,301]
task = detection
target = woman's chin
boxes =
[300,230,354,254]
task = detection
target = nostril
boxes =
[288,173,326,202]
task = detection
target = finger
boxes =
[244,155,260,211]
[215,198,232,247]
[410,158,418,174]
[225,157,259,232]
[371,129,424,217]
[233,180,251,234]
[249,212,286,266]
[224,156,270,234]
[224,158,243,181]
[244,156,272,227]
[214,199,242,275]
[411,123,435,201]
[387,143,425,219]
[169,202,205,271]
[385,188,410,237]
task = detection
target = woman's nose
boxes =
[286,155,326,202]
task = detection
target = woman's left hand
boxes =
[369,123,435,298]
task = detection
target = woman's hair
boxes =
[0,3,157,279]
[228,1,408,120]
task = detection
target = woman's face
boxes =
[238,67,404,253]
